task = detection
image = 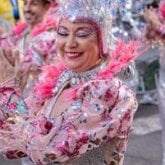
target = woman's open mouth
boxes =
[65,52,83,59]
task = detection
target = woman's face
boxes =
[56,19,100,72]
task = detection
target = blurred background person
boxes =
[143,1,165,164]
[0,0,58,97]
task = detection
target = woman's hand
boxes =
[1,48,15,66]
[0,47,15,85]
[14,51,32,92]
[0,48,31,91]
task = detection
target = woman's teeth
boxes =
[66,53,81,57]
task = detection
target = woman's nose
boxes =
[65,35,78,48]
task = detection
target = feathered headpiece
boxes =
[55,0,128,54]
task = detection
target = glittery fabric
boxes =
[0,87,28,121]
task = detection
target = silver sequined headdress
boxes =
[55,0,128,55]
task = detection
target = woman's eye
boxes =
[57,31,69,37]
[76,33,90,38]
[76,31,95,38]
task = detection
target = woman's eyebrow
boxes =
[58,26,68,31]
[76,27,94,31]
[58,26,94,32]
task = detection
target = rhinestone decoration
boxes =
[52,61,107,96]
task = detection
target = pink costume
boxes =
[0,0,139,165]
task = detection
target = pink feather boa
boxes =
[31,16,57,36]
[32,62,65,104]
[32,40,139,105]
[13,22,27,36]
[99,40,139,79]
[13,16,57,37]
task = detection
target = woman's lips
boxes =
[65,52,83,59]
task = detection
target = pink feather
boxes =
[31,16,57,36]
[13,16,57,37]
[160,2,165,19]
[32,63,65,103]
[13,22,27,35]
[99,40,139,79]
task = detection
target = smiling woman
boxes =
[57,20,100,72]
[0,0,139,165]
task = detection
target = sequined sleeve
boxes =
[25,78,138,164]
[0,87,28,121]
[0,87,28,159]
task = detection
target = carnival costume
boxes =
[0,0,139,165]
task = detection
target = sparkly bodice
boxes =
[41,60,107,117]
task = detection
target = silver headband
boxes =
[55,0,129,54]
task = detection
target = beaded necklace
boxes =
[52,59,107,96]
